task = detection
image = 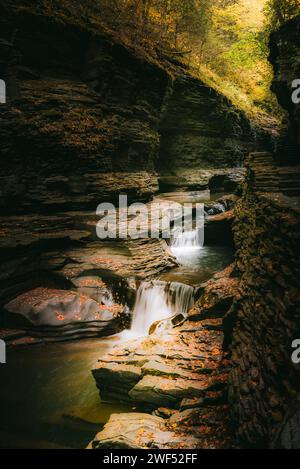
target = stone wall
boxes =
[227,167,300,447]
[269,14,300,165]
[0,2,258,215]
[0,7,169,213]
[159,76,253,171]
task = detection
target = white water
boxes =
[171,229,202,249]
[128,281,194,337]
[166,282,194,317]
[171,228,203,267]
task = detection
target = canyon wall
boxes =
[159,76,253,170]
[227,15,300,448]
[228,175,300,447]
[0,1,257,331]
[269,14,300,165]
[0,1,256,215]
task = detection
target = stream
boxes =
[0,191,234,449]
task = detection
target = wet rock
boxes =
[88,413,200,449]
[205,210,235,246]
[92,310,230,441]
[189,265,239,320]
[228,154,300,447]
[149,313,186,335]
[128,374,214,407]
[274,407,300,449]
[93,363,142,403]
[4,287,123,340]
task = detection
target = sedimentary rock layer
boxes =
[227,153,300,447]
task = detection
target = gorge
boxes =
[0,0,299,451]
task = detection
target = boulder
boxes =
[88,413,200,449]
[4,287,123,340]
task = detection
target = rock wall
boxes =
[0,6,169,213]
[159,76,253,171]
[228,13,300,444]
[269,14,300,165]
[0,2,257,341]
[0,2,258,215]
[227,160,300,447]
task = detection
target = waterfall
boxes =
[166,282,194,317]
[171,228,202,249]
[130,281,194,337]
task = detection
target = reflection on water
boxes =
[0,337,132,449]
[0,188,234,448]
[161,245,234,286]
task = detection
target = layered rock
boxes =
[227,153,300,447]
[89,266,239,449]
[0,11,166,213]
[3,286,126,342]
[159,76,253,171]
[0,2,257,342]
[269,14,300,165]
[205,210,235,246]
[89,406,232,450]
[0,2,256,215]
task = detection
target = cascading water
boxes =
[171,229,202,249]
[171,228,203,266]
[166,282,194,317]
[130,281,171,336]
[129,281,194,337]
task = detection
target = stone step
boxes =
[279,180,300,189]
[252,156,274,161]
[281,188,300,196]
[255,176,279,182]
[254,186,279,192]
[250,152,273,157]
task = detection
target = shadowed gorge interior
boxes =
[0,0,300,452]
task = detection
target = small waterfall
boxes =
[171,228,202,249]
[130,281,194,337]
[130,282,171,337]
[166,282,194,317]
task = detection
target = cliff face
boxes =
[0,8,169,213]
[159,76,253,171]
[269,14,300,165]
[0,2,256,215]
[227,153,300,448]
[0,4,259,341]
[223,15,300,448]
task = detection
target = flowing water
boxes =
[0,193,234,448]
[171,228,202,249]
[0,337,132,449]
[129,281,194,337]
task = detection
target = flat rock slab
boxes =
[90,284,235,449]
[128,374,216,406]
[93,318,227,406]
[4,287,123,340]
[88,413,200,449]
